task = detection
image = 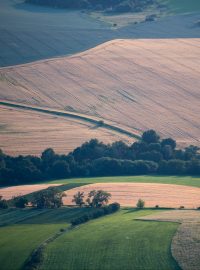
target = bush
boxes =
[136,199,145,209]
[13,196,28,208]
[71,202,120,226]
[108,202,120,212]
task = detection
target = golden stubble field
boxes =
[0,106,132,155]
[64,182,200,208]
[0,184,61,200]
[0,38,200,147]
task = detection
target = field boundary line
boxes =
[23,225,75,270]
[0,100,140,139]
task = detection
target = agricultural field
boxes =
[1,175,200,208]
[39,209,180,270]
[139,210,200,270]
[0,39,200,149]
[0,184,61,200]
[0,208,180,270]
[0,105,131,156]
[0,0,200,67]
[64,182,200,208]
[49,175,200,188]
[0,207,93,270]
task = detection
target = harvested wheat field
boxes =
[0,184,62,200]
[64,183,200,208]
[138,210,200,270]
[0,39,200,146]
[0,105,131,156]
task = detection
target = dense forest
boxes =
[25,0,156,13]
[0,130,200,186]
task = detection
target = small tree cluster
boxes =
[72,190,111,208]
[31,187,66,209]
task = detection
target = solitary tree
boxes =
[136,198,145,209]
[86,190,111,208]
[72,191,85,207]
[142,130,160,144]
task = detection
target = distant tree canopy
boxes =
[0,129,200,186]
[25,0,156,13]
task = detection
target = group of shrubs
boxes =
[0,129,200,187]
[71,202,120,226]
[25,0,156,13]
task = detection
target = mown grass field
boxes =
[48,175,200,188]
[0,224,63,270]
[0,207,95,270]
[39,209,180,270]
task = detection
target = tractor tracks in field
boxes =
[0,100,140,140]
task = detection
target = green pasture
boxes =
[0,208,180,270]
[0,207,93,270]
[48,175,200,188]
[40,209,180,270]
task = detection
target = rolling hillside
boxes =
[0,38,200,149]
[0,0,200,67]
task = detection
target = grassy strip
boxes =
[48,175,200,188]
[0,101,140,139]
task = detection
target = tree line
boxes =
[0,130,200,186]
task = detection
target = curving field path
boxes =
[64,182,200,208]
[0,39,200,147]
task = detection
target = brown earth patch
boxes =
[63,182,200,208]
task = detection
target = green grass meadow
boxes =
[0,207,95,270]
[0,224,63,270]
[48,175,200,188]
[40,209,180,270]
[0,208,180,270]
